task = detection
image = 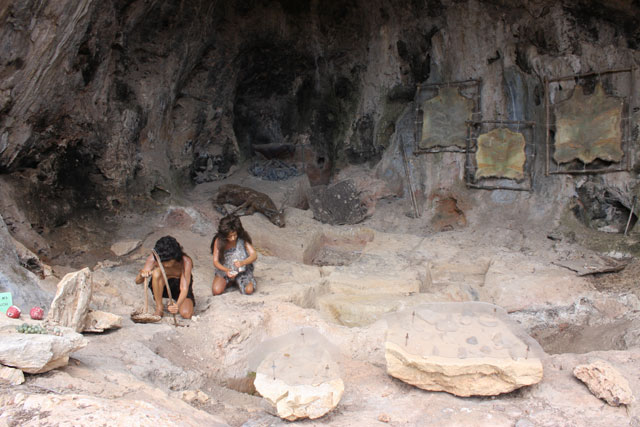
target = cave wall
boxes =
[0,0,639,247]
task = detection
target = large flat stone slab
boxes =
[385,302,544,396]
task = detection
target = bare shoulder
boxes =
[183,255,193,268]
[244,240,256,252]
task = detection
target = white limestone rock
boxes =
[253,329,344,421]
[385,302,544,396]
[573,360,634,406]
[0,365,25,385]
[0,328,87,374]
[83,310,122,333]
[46,268,92,332]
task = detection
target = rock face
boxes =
[253,329,344,421]
[385,303,544,396]
[2,0,636,235]
[46,268,92,333]
[0,327,87,374]
[0,180,52,257]
[573,360,635,406]
[0,214,52,310]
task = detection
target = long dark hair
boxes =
[210,215,252,264]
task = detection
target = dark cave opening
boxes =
[572,186,638,234]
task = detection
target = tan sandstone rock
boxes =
[573,360,635,406]
[0,366,25,385]
[46,268,92,332]
[0,328,87,374]
[83,310,122,333]
[253,329,344,421]
[385,302,544,396]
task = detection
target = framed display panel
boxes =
[465,120,535,191]
[545,67,635,175]
[413,79,482,154]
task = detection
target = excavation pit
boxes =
[531,318,640,354]
[302,229,374,267]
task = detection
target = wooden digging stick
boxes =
[143,276,150,314]
[624,195,637,236]
[152,250,178,326]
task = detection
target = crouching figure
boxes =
[135,236,195,319]
[211,215,258,295]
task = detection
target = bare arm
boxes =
[238,241,257,267]
[212,238,234,276]
[169,256,192,312]
[135,254,156,284]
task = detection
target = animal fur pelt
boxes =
[214,184,285,227]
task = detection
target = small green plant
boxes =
[16,323,48,334]
[15,323,62,335]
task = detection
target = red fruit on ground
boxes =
[6,305,21,319]
[30,306,44,320]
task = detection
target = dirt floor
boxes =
[3,166,640,426]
